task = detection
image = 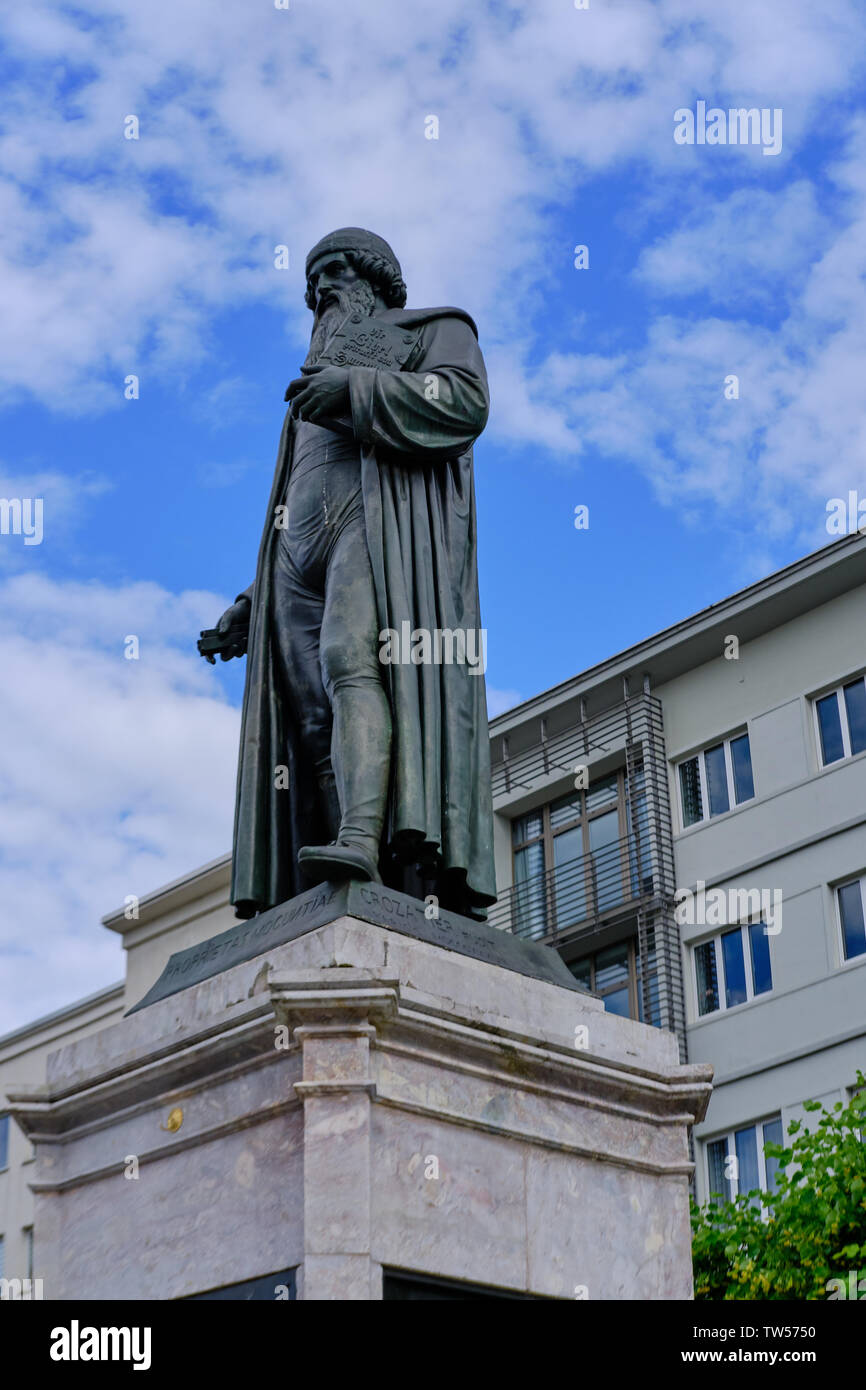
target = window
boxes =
[706,1115,784,1205]
[0,1115,8,1171]
[567,932,660,1026]
[815,675,866,766]
[836,878,866,962]
[692,922,773,1016]
[677,733,754,828]
[511,769,652,939]
[0,1235,4,1281]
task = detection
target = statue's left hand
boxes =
[284,365,350,422]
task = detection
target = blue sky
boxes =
[2,0,866,1027]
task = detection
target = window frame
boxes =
[812,672,866,768]
[834,874,866,965]
[511,769,638,937]
[567,930,660,1026]
[675,730,754,831]
[568,937,639,1018]
[704,1114,783,1204]
[690,919,773,1018]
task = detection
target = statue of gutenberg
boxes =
[209,228,495,922]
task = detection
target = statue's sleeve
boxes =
[346,316,489,459]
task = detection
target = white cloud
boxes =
[634,182,830,307]
[0,573,239,1030]
[0,469,112,568]
[1,0,863,414]
[487,113,866,552]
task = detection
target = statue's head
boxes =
[304,228,407,315]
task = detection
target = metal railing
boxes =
[489,691,688,1061]
[486,832,656,944]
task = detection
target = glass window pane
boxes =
[588,809,623,911]
[694,941,719,1015]
[588,810,619,850]
[512,809,543,845]
[0,1114,8,1170]
[594,941,630,992]
[707,1138,729,1203]
[748,921,773,995]
[568,956,592,989]
[585,772,619,814]
[602,985,630,1018]
[721,928,748,1007]
[730,733,754,804]
[734,1124,760,1196]
[513,841,547,939]
[679,757,702,826]
[704,744,730,817]
[552,827,586,930]
[817,692,845,765]
[762,1117,783,1193]
[515,839,544,883]
[553,825,582,864]
[838,881,866,960]
[843,678,866,756]
[549,791,582,830]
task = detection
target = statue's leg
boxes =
[297,518,391,883]
[322,520,391,851]
[270,535,341,841]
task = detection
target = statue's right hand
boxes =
[215,596,251,661]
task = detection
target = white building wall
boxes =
[0,987,124,1288]
[658,585,866,1202]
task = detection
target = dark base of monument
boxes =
[127,879,588,1013]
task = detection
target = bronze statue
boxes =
[205,228,495,921]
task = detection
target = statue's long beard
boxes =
[303,280,376,368]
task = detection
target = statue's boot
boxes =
[316,767,342,842]
[298,840,381,883]
[298,681,389,885]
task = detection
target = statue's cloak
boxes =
[231,305,496,919]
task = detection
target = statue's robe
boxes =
[231,305,496,920]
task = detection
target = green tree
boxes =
[691,1075,866,1299]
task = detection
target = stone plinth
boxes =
[9,911,712,1300]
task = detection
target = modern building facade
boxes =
[2,532,865,1286]
[0,984,123,1289]
[488,531,866,1205]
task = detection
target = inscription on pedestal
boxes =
[127,880,587,1014]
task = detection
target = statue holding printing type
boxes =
[203,228,495,921]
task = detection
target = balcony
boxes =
[487,831,658,947]
[488,689,688,1058]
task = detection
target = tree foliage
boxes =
[691,1075,866,1299]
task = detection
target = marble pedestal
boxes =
[10,911,711,1300]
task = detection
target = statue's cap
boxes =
[305,227,401,280]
